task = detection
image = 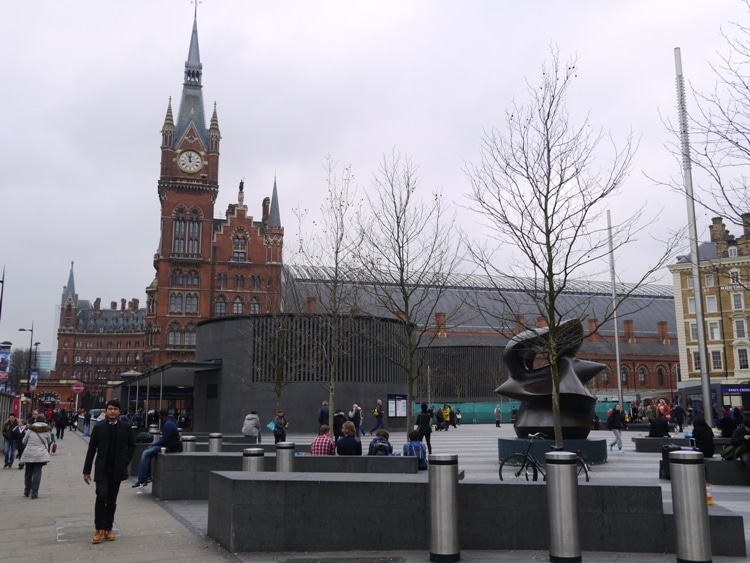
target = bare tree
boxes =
[661,4,750,226]
[292,157,363,426]
[466,51,677,447]
[355,151,464,434]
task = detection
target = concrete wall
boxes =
[207,474,747,556]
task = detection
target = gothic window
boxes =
[601,369,608,386]
[173,210,186,254]
[184,330,196,347]
[620,367,627,384]
[215,297,227,317]
[85,353,92,363]
[234,275,244,289]
[62,353,68,364]
[187,271,199,286]
[116,353,122,364]
[188,210,201,255]
[216,274,227,290]
[251,276,261,290]
[657,368,664,386]
[169,293,183,313]
[185,294,198,313]
[106,353,112,364]
[232,235,247,261]
[64,339,69,348]
[96,353,102,364]
[232,297,243,315]
[147,298,155,315]
[97,341,103,349]
[250,297,260,315]
[638,368,646,386]
[126,353,131,364]
[135,353,140,363]
[171,271,184,286]
[117,342,122,349]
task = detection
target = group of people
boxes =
[3,412,56,499]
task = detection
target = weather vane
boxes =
[191,0,202,17]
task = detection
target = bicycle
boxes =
[499,432,591,482]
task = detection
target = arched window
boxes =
[620,367,628,384]
[106,353,112,364]
[85,353,92,363]
[215,297,227,317]
[184,329,196,347]
[170,271,184,286]
[251,276,261,290]
[232,235,247,261]
[188,210,201,255]
[234,275,244,289]
[216,274,227,290]
[601,369,608,386]
[173,209,186,254]
[232,297,243,315]
[116,353,122,364]
[657,368,664,386]
[169,293,183,313]
[96,353,102,364]
[250,297,260,315]
[62,353,68,364]
[638,368,646,386]
[126,353,131,364]
[185,293,198,313]
[168,326,181,346]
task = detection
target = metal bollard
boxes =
[208,433,223,453]
[546,451,581,563]
[670,450,711,563]
[181,435,196,453]
[243,448,264,472]
[428,453,460,563]
[275,442,295,472]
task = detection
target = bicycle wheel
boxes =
[499,454,538,481]
[576,458,590,482]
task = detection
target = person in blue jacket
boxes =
[132,409,180,488]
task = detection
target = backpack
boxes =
[721,444,746,461]
[372,441,390,456]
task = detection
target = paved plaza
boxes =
[0,422,748,562]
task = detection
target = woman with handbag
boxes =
[21,415,52,499]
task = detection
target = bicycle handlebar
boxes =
[528,432,548,440]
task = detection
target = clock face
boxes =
[178,150,203,173]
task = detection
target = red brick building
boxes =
[48,15,283,409]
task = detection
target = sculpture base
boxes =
[498,437,608,466]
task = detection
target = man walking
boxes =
[369,399,385,434]
[316,401,329,426]
[83,399,135,544]
[494,405,502,428]
[3,413,19,468]
[132,409,180,488]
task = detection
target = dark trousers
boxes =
[24,462,44,497]
[95,470,122,531]
[418,431,432,454]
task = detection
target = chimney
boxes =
[536,316,547,328]
[435,312,447,339]
[94,298,101,321]
[111,301,117,310]
[657,321,671,345]
[623,319,636,344]
[132,298,140,312]
[514,315,525,334]
[588,318,600,342]
[306,296,316,314]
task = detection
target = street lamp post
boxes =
[18,323,34,417]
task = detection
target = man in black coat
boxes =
[83,399,135,544]
[648,411,671,438]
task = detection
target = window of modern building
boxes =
[736,320,747,339]
[705,274,714,288]
[657,368,664,386]
[729,269,740,285]
[232,297,243,315]
[215,297,227,317]
[638,368,646,385]
[711,350,722,370]
[250,297,260,315]
[728,246,738,257]
[706,295,717,313]
[739,348,749,370]
[708,321,720,340]
[692,351,701,371]
[690,323,698,341]
[733,293,744,310]
[688,297,696,314]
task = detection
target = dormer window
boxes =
[728,245,738,257]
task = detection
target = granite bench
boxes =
[207,473,745,556]
[704,458,750,486]
[632,437,693,452]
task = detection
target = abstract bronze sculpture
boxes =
[496,319,602,439]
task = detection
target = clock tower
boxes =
[145,13,284,367]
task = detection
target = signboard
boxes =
[721,385,750,394]
[0,343,10,382]
[387,394,407,418]
[72,382,85,394]
[29,370,38,391]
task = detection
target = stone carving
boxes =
[496,319,602,439]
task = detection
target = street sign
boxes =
[71,383,85,394]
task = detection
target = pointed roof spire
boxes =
[268,176,282,227]
[61,261,78,307]
[163,97,175,128]
[175,13,208,149]
[210,102,219,129]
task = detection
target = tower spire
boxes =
[268,176,282,228]
[175,12,208,150]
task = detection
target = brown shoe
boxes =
[104,530,116,541]
[92,529,104,544]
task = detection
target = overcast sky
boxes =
[1,0,747,357]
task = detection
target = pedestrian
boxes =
[132,409,181,488]
[369,399,385,434]
[456,408,462,425]
[691,416,715,458]
[336,421,362,456]
[511,406,519,424]
[56,408,68,440]
[21,414,53,499]
[241,411,262,443]
[272,409,288,444]
[83,410,92,437]
[416,403,433,454]
[494,404,502,428]
[83,399,136,544]
[309,425,336,456]
[317,401,329,426]
[608,404,627,453]
[332,409,346,442]
[3,413,19,468]
[671,403,685,433]
[15,417,28,470]
[348,404,364,438]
